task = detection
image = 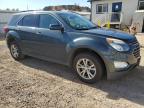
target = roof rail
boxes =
[19,10,40,12]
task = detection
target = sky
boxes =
[0,0,90,10]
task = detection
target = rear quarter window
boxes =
[8,15,21,26]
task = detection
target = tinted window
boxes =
[18,19,23,26]
[8,15,21,26]
[96,4,108,13]
[97,5,103,13]
[58,13,97,30]
[22,15,36,27]
[138,0,144,10]
[39,14,59,29]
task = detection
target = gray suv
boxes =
[4,11,141,83]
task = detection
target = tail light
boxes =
[3,26,9,33]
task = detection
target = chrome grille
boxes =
[130,40,140,58]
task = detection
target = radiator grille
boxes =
[130,41,140,58]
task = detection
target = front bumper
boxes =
[103,40,141,80]
[107,57,141,80]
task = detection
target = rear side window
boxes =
[22,15,36,27]
[39,14,59,29]
[8,15,21,26]
[17,15,38,27]
[18,18,23,26]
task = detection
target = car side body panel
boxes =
[5,11,141,80]
[65,32,113,73]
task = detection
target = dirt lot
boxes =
[0,40,144,108]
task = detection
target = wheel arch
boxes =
[6,31,21,48]
[69,48,107,77]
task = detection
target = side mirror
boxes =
[49,24,64,31]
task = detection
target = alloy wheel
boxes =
[76,58,97,80]
[11,44,19,58]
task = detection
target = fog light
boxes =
[114,61,128,69]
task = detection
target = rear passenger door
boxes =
[17,14,39,55]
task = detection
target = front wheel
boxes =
[9,41,25,60]
[73,53,104,83]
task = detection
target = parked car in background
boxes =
[4,11,141,83]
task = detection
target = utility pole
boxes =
[27,3,29,10]
[90,0,92,21]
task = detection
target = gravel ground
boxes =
[0,41,144,108]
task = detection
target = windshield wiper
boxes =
[75,26,100,30]
[75,28,89,30]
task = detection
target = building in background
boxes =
[88,0,144,33]
[0,10,17,33]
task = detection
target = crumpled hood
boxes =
[80,28,136,42]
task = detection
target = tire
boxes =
[73,53,104,83]
[9,41,25,60]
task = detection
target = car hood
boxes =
[80,28,136,42]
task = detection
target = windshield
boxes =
[58,12,98,30]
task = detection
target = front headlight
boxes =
[106,38,130,52]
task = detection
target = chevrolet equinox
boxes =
[4,11,141,83]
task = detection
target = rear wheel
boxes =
[73,53,104,83]
[9,41,25,60]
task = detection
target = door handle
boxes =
[36,31,41,34]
